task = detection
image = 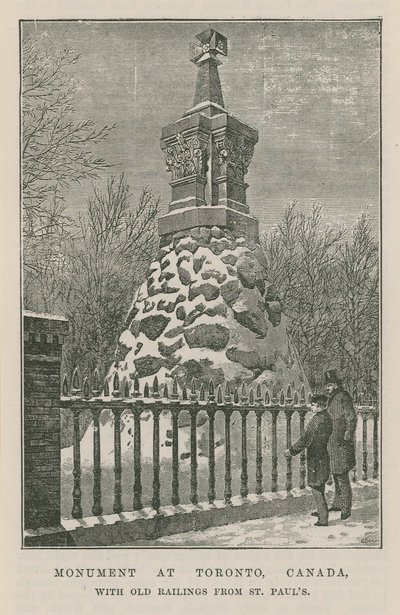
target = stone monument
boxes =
[114,28,308,392]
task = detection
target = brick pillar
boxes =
[23,311,68,530]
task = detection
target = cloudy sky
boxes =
[23,20,381,235]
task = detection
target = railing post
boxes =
[299,409,307,489]
[72,408,83,519]
[133,406,142,511]
[240,408,248,498]
[271,409,279,492]
[112,408,123,514]
[224,409,233,504]
[171,406,180,506]
[189,406,198,505]
[255,409,263,495]
[92,408,103,516]
[152,406,161,511]
[207,406,216,504]
[285,408,293,494]
[373,412,379,479]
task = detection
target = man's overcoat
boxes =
[327,388,357,474]
[290,411,333,488]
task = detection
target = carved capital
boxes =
[164,132,208,181]
[216,133,255,182]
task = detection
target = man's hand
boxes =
[283,449,291,460]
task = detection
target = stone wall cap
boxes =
[24,310,68,322]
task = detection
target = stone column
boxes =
[23,311,68,530]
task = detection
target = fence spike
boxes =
[92,369,100,395]
[62,375,69,397]
[264,388,270,406]
[144,382,150,398]
[190,378,197,401]
[103,378,110,397]
[112,372,120,397]
[163,382,169,399]
[256,382,262,401]
[286,384,292,401]
[293,390,299,406]
[272,384,278,403]
[72,367,80,393]
[208,379,215,400]
[249,388,255,405]
[217,384,223,404]
[172,377,179,400]
[300,384,306,404]
[124,379,131,398]
[153,375,160,398]
[200,382,205,401]
[225,381,232,403]
[279,389,285,406]
[234,387,239,404]
[133,375,140,397]
[83,377,90,399]
[182,386,188,401]
[241,382,247,403]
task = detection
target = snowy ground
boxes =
[126,491,379,547]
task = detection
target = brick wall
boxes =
[23,311,68,530]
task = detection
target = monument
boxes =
[113,28,308,391]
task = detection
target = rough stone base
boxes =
[158,206,259,241]
[24,480,378,547]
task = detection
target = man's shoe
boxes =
[311,511,319,517]
[341,511,351,520]
[314,521,328,527]
[328,506,341,512]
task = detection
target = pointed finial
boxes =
[217,384,223,404]
[172,377,179,400]
[190,378,197,401]
[144,382,150,398]
[200,382,205,401]
[249,389,255,405]
[189,28,228,109]
[208,379,215,401]
[83,377,90,399]
[62,375,69,397]
[133,375,140,397]
[92,369,100,396]
[124,379,131,398]
[112,372,120,397]
[225,381,232,403]
[72,367,80,394]
[234,387,239,405]
[103,378,110,397]
[153,376,160,398]
[264,388,270,406]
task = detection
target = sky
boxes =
[22,20,381,236]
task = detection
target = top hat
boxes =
[324,369,342,384]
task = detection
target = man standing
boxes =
[283,394,333,526]
[325,369,358,520]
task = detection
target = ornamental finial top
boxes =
[190,27,228,65]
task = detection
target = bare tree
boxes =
[333,213,379,391]
[63,174,160,374]
[22,33,115,309]
[262,202,346,389]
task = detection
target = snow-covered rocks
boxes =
[113,226,307,391]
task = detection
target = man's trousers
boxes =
[332,471,352,515]
[311,484,329,525]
